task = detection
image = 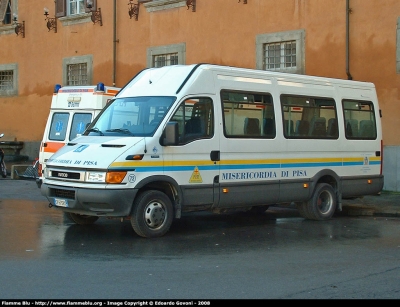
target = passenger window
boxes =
[343,100,377,140]
[221,90,275,139]
[244,118,261,135]
[281,95,338,139]
[169,97,214,144]
[327,118,338,138]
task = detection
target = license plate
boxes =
[54,198,68,207]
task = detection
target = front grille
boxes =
[54,188,75,199]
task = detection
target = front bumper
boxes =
[41,183,138,217]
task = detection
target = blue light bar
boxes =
[96,82,105,92]
[54,84,62,93]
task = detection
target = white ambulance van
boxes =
[40,64,384,238]
[37,83,120,181]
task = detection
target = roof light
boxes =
[96,82,105,92]
[54,84,61,93]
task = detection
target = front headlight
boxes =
[86,171,107,183]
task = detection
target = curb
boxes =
[340,206,400,217]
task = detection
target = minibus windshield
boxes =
[84,96,176,137]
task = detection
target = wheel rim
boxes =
[317,190,333,214]
[144,201,166,229]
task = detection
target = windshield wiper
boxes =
[106,128,134,136]
[86,128,104,136]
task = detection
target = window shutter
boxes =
[85,0,97,13]
[0,0,9,23]
[55,0,66,18]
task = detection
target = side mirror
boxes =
[160,122,179,146]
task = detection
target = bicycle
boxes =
[0,133,7,178]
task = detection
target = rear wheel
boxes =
[296,202,313,219]
[305,183,337,220]
[65,212,99,225]
[130,190,174,238]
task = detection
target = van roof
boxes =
[116,64,375,98]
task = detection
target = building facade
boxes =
[1,0,400,191]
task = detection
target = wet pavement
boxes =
[1,177,400,299]
[0,177,399,217]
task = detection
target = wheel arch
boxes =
[134,175,183,218]
[311,169,342,210]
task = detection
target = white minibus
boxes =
[40,64,383,238]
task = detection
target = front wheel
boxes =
[130,190,174,238]
[304,183,337,220]
[65,212,99,225]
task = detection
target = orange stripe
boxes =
[107,89,119,95]
[94,92,117,96]
[43,142,65,153]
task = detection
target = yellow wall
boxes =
[1,0,400,187]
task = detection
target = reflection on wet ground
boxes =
[0,198,391,261]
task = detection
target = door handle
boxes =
[210,150,220,162]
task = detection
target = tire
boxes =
[305,183,337,220]
[130,190,174,238]
[1,162,6,178]
[296,202,313,219]
[65,212,99,225]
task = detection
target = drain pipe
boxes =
[113,0,118,86]
[346,0,353,80]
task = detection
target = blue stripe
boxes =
[370,161,381,165]
[222,164,280,170]
[280,162,343,168]
[343,162,364,166]
[109,160,380,172]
